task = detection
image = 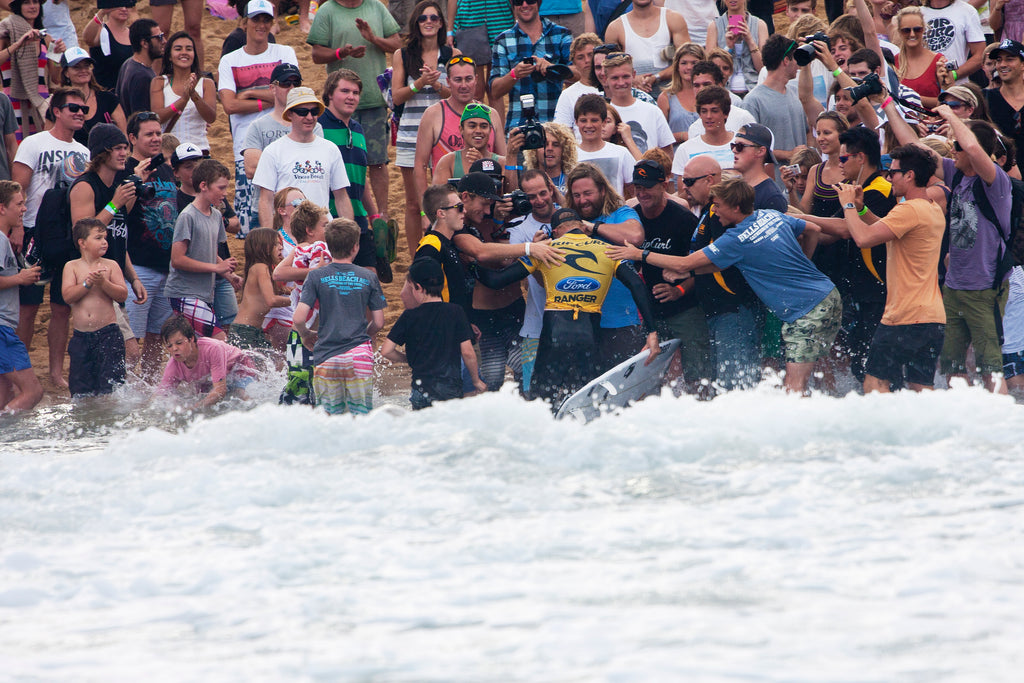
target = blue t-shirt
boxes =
[540,0,581,15]
[597,205,642,328]
[703,210,835,323]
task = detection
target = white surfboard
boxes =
[555,339,681,422]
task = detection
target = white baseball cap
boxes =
[247,0,275,18]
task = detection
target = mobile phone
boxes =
[728,15,743,35]
[524,56,535,65]
[150,152,166,168]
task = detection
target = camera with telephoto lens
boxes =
[518,94,546,150]
[16,239,52,286]
[793,32,830,67]
[124,174,156,201]
[846,72,884,103]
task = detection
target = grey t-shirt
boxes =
[0,94,17,181]
[299,262,385,366]
[164,202,226,303]
[740,82,809,188]
[0,232,18,328]
[241,113,324,154]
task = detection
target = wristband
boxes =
[335,47,343,60]
[419,210,427,217]
[104,202,117,215]
[505,165,523,171]
[951,69,958,81]
[447,31,454,37]
[93,14,102,25]
[524,242,531,257]
[369,213,382,220]
[170,102,179,114]
[510,69,519,81]
[858,206,868,216]
[410,83,420,94]
[83,280,92,289]
[832,67,842,78]
[676,284,687,295]
[881,96,893,109]
[257,99,263,111]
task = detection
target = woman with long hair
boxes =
[658,43,705,144]
[82,5,132,91]
[892,6,944,109]
[800,110,849,216]
[705,0,767,97]
[150,31,216,152]
[0,0,65,139]
[57,48,126,146]
[393,0,456,251]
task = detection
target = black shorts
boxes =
[865,322,945,387]
[68,323,126,397]
[353,229,377,269]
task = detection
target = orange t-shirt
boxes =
[879,198,946,326]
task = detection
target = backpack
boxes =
[34,180,77,269]
[950,169,1024,290]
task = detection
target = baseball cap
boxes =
[171,142,204,167]
[550,207,582,231]
[247,0,275,18]
[632,159,666,188]
[407,257,444,289]
[991,38,1024,61]
[61,47,93,68]
[469,158,502,178]
[735,123,777,165]
[457,172,501,200]
[271,63,302,85]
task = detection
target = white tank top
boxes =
[621,8,671,77]
[161,75,210,151]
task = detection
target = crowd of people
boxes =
[3,0,1024,416]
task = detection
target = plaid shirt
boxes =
[490,19,572,132]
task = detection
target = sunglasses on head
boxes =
[680,173,713,187]
[417,13,441,23]
[899,26,925,35]
[58,102,90,115]
[289,198,305,207]
[135,111,159,122]
[447,55,475,67]
[290,106,319,118]
[594,43,621,55]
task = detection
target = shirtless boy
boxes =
[61,218,129,397]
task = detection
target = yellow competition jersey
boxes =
[521,232,621,314]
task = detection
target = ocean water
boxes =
[3,383,1024,681]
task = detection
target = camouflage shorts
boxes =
[352,106,389,166]
[782,288,842,364]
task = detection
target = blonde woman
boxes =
[892,6,944,108]
[705,0,767,96]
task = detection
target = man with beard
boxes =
[116,19,166,117]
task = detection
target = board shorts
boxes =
[1003,350,1024,379]
[126,265,173,337]
[227,323,273,352]
[865,322,944,387]
[353,229,377,269]
[0,325,31,374]
[656,306,714,383]
[519,336,539,395]
[782,288,842,364]
[68,323,126,397]
[213,277,239,328]
[312,340,374,415]
[169,297,224,338]
[470,298,524,391]
[940,285,1008,375]
[352,106,389,166]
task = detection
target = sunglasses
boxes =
[148,32,166,41]
[135,111,160,122]
[290,106,319,118]
[953,140,963,152]
[447,55,475,67]
[512,0,539,5]
[729,141,757,152]
[275,78,302,88]
[899,26,925,35]
[594,43,621,55]
[417,13,441,23]
[289,198,305,207]
[838,154,852,163]
[440,202,465,212]
[463,103,490,116]
[58,102,90,115]
[680,173,713,187]
[944,100,966,109]
[886,167,908,177]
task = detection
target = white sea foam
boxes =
[3,386,1024,680]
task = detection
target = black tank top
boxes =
[73,170,129,271]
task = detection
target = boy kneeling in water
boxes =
[158,315,256,408]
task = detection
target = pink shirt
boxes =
[160,337,255,392]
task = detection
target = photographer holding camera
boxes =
[797,36,880,132]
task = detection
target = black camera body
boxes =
[846,72,883,103]
[519,94,547,151]
[794,32,830,67]
[124,174,156,201]
[504,189,531,216]
[16,240,52,286]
